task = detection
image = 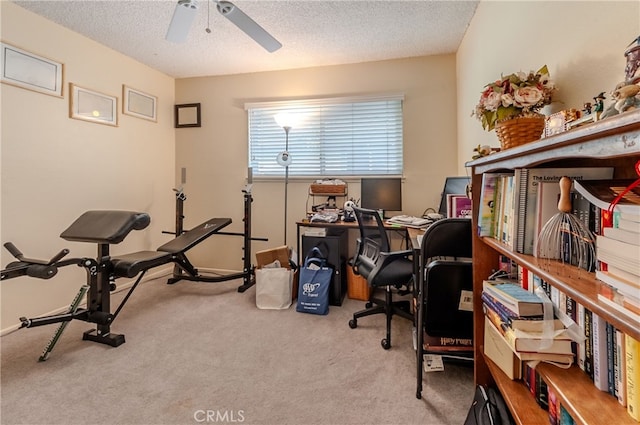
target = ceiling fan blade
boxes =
[216,1,282,52]
[166,0,199,43]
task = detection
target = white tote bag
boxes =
[255,267,293,310]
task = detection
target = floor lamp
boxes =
[275,114,294,245]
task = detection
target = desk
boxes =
[295,219,410,263]
[295,219,414,306]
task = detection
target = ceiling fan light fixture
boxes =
[181,0,199,9]
[166,0,281,52]
[166,0,199,43]
[216,0,282,53]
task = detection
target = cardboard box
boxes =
[256,246,291,269]
[347,265,370,301]
[255,246,298,300]
[484,319,522,380]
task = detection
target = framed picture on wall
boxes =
[69,83,118,126]
[175,103,201,128]
[123,85,157,122]
[0,42,64,97]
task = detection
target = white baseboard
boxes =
[0,266,173,337]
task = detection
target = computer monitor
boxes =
[438,176,471,216]
[360,177,402,217]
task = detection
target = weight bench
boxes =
[110,217,232,279]
[2,210,231,356]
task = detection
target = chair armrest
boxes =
[379,249,412,261]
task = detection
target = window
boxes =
[246,95,403,178]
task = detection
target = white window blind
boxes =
[246,95,404,178]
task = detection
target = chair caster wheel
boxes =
[349,319,357,329]
[365,302,373,308]
[416,392,422,399]
[381,338,391,349]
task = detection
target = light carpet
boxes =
[1,275,473,425]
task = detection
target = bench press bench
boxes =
[2,210,232,356]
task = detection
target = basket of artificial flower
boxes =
[473,65,555,150]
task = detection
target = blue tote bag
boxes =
[296,247,333,315]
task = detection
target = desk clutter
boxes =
[386,214,441,228]
[307,179,348,222]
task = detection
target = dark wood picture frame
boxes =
[175,103,201,128]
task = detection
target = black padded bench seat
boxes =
[111,217,232,278]
[111,251,172,278]
[157,218,231,253]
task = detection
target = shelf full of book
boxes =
[466,109,640,425]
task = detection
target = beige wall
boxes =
[3,0,637,333]
[457,0,640,171]
[0,2,176,330]
[175,56,459,269]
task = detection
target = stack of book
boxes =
[573,179,640,322]
[482,280,574,380]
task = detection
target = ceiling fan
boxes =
[166,0,282,52]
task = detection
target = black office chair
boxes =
[415,218,474,399]
[348,206,414,349]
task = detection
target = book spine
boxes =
[593,203,603,236]
[559,405,576,425]
[483,302,507,333]
[607,322,616,396]
[592,312,609,391]
[477,173,496,236]
[559,291,568,316]
[493,175,504,240]
[540,279,551,298]
[550,286,560,311]
[566,296,578,359]
[585,308,594,380]
[548,385,559,425]
[502,175,514,246]
[519,265,529,291]
[481,291,518,321]
[577,303,586,372]
[515,169,528,253]
[626,334,640,421]
[617,329,627,406]
[537,373,549,411]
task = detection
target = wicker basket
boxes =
[309,183,347,195]
[495,114,545,150]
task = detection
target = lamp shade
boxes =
[274,112,300,129]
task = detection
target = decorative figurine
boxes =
[625,35,640,84]
[472,144,498,160]
[593,92,606,116]
[600,36,640,119]
[601,81,640,118]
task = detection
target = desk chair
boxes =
[348,206,414,349]
[415,218,474,399]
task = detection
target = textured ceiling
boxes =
[12,0,479,79]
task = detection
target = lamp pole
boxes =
[275,113,298,247]
[282,125,291,245]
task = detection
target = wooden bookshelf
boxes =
[466,109,640,425]
[484,356,550,424]
[483,237,640,342]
